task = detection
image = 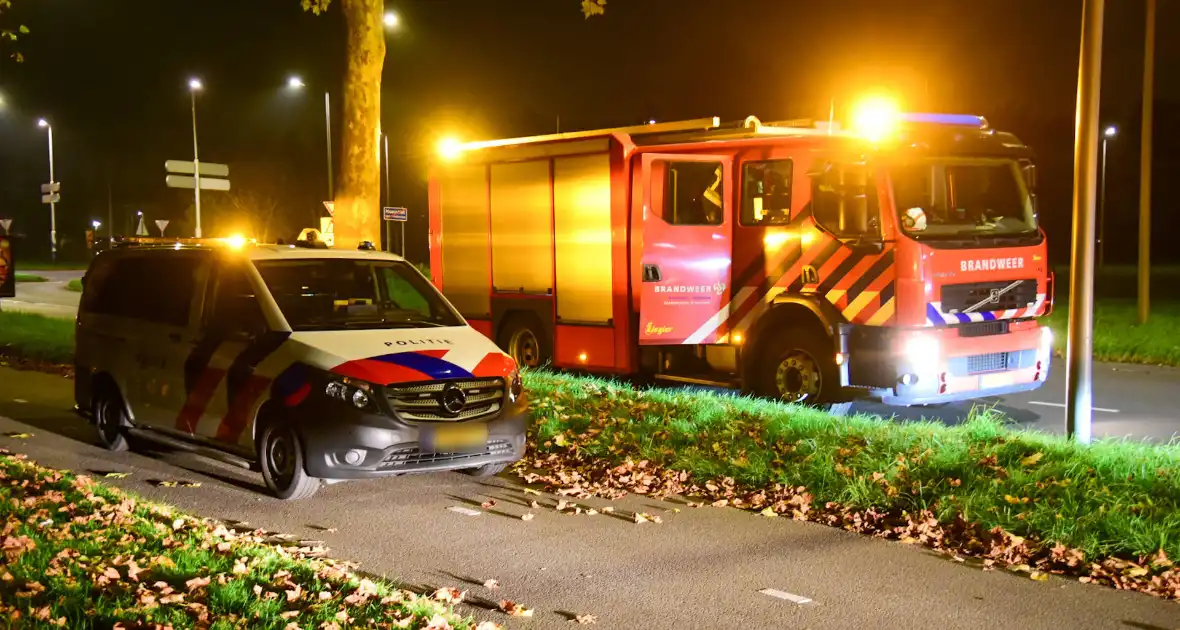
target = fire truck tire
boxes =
[258,421,321,501]
[499,315,552,369]
[756,331,845,408]
[92,383,130,452]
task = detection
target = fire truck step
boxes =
[653,374,739,389]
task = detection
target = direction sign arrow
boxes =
[166,175,231,191]
[40,182,60,194]
[41,193,60,204]
[155,220,170,237]
[0,219,11,233]
[165,160,229,178]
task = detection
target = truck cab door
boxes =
[638,153,733,345]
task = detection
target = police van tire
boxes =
[499,315,552,369]
[92,385,130,452]
[464,462,508,478]
[757,331,843,407]
[258,422,320,501]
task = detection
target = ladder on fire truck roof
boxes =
[453,116,841,154]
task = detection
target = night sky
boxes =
[0,0,1176,264]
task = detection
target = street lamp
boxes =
[188,78,204,238]
[285,75,334,202]
[37,118,58,263]
[384,11,399,28]
[1099,125,1118,267]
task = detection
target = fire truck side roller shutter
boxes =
[438,163,492,317]
[554,153,613,324]
[490,161,554,295]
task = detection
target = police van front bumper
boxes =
[293,390,529,480]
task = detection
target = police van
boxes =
[74,238,528,499]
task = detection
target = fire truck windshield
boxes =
[888,158,1037,241]
[255,259,463,331]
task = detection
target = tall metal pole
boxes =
[190,89,202,238]
[46,125,57,264]
[1138,0,1156,325]
[383,133,392,253]
[1066,0,1106,444]
[324,91,334,201]
[1099,136,1108,268]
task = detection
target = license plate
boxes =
[420,423,488,453]
[979,371,1016,389]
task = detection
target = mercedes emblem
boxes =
[440,384,467,415]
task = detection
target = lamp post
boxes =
[1098,125,1117,268]
[286,76,334,202]
[188,78,204,238]
[37,119,57,263]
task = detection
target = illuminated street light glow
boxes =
[437,137,464,161]
[1104,125,1118,138]
[91,220,101,229]
[288,76,306,90]
[189,78,203,91]
[37,118,49,128]
[384,11,399,28]
[850,95,901,142]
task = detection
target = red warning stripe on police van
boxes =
[216,374,273,443]
[175,368,227,434]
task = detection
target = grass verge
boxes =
[0,449,497,629]
[1043,300,1180,367]
[13,274,48,283]
[0,311,75,366]
[65,278,83,293]
[516,372,1180,599]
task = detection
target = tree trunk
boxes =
[335,0,385,249]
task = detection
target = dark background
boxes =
[0,0,1176,267]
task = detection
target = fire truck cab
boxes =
[427,114,1054,408]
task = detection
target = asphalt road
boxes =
[4,271,1179,442]
[0,368,1177,629]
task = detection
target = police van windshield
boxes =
[254,259,463,331]
[888,158,1037,240]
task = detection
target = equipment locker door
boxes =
[638,153,733,345]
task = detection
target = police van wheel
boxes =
[93,386,130,452]
[464,462,507,478]
[757,331,843,407]
[258,423,320,501]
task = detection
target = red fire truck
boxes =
[427,113,1054,408]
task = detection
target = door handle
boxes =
[643,264,662,283]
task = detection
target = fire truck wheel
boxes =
[500,316,552,369]
[92,383,130,452]
[757,331,843,407]
[258,421,321,501]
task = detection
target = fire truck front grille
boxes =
[940,280,1037,314]
[384,378,504,422]
[957,321,1010,338]
[967,352,1010,375]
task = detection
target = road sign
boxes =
[136,215,148,237]
[319,217,335,247]
[155,220,170,237]
[40,182,60,194]
[165,160,229,178]
[41,193,60,204]
[165,175,231,191]
[383,207,407,222]
[0,219,11,234]
[322,201,335,216]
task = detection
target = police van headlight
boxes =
[326,379,373,410]
[507,369,524,403]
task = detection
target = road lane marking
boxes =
[1028,401,1120,413]
[447,506,481,517]
[759,588,815,605]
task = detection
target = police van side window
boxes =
[206,265,267,338]
[811,162,881,239]
[82,254,199,327]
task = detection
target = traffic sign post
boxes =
[0,219,11,234]
[166,160,230,237]
[40,181,60,262]
[383,207,407,256]
[155,220,170,237]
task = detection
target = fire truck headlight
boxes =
[1038,327,1054,360]
[904,334,941,376]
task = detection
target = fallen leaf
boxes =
[523,488,541,495]
[475,622,503,630]
[498,600,534,617]
[185,576,211,591]
[1030,571,1049,581]
[3,432,33,439]
[180,481,201,488]
[172,518,185,530]
[521,513,535,521]
[556,499,570,511]
[573,614,599,624]
[529,500,539,509]
[554,434,568,447]
[483,579,500,590]
[633,512,648,524]
[104,472,131,478]
[433,587,464,603]
[760,507,778,518]
[601,507,614,513]
[1020,452,1044,467]
[481,500,497,509]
